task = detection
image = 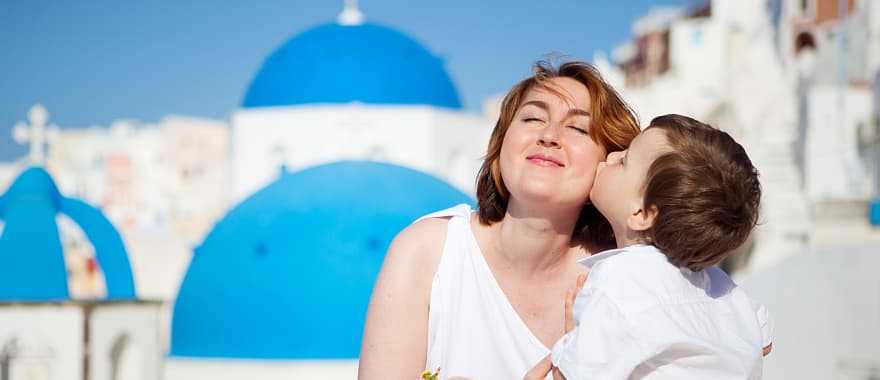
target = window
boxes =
[1,337,53,380]
[110,334,142,380]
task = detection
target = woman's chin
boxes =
[511,185,586,210]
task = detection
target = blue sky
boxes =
[0,0,698,160]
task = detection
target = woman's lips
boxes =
[526,154,564,167]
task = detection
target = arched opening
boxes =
[110,334,142,380]
[56,214,106,299]
[794,31,817,55]
[0,338,15,380]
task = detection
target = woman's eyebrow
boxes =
[520,100,549,111]
[520,100,590,119]
[567,108,591,118]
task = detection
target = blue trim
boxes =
[0,168,68,301]
[0,166,135,301]
[869,199,880,226]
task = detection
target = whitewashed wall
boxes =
[89,302,162,380]
[805,86,875,201]
[0,304,83,380]
[165,358,358,380]
[231,104,490,200]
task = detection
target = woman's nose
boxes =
[537,123,560,148]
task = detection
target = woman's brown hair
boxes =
[475,60,640,250]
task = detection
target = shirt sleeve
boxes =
[550,287,645,380]
[750,297,773,348]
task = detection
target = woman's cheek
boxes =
[572,145,604,177]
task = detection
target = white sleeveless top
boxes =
[419,204,551,380]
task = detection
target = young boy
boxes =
[550,114,772,379]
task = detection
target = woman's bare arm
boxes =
[358,218,448,379]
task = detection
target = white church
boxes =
[0,0,879,379]
[1,2,489,379]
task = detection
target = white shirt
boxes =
[551,244,772,380]
[419,205,552,380]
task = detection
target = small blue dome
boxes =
[242,22,462,109]
[0,166,135,301]
[170,161,473,359]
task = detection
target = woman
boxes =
[358,61,640,379]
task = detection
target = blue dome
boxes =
[0,166,135,301]
[170,161,473,359]
[242,22,462,109]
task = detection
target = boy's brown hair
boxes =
[476,60,640,251]
[642,114,761,271]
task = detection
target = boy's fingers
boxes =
[552,367,568,380]
[564,288,575,332]
[560,274,586,334]
[523,355,552,380]
[576,273,587,291]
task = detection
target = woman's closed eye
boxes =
[567,125,588,135]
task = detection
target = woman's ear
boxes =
[626,203,658,232]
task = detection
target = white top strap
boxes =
[414,203,472,223]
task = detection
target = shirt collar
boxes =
[578,244,656,269]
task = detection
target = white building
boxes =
[229,6,490,201]
[599,0,880,273]
[0,109,161,380]
[164,4,490,379]
[5,3,493,379]
[45,115,230,301]
[23,2,490,311]
[601,1,880,378]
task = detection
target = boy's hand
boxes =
[522,356,568,380]
[523,273,587,380]
[523,355,552,380]
[565,273,587,333]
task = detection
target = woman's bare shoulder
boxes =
[393,217,450,248]
[383,217,451,278]
[359,217,452,378]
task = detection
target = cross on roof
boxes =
[337,0,365,26]
[12,104,57,165]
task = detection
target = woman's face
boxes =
[499,77,607,210]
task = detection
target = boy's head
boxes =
[591,114,761,271]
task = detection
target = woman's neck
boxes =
[491,201,582,273]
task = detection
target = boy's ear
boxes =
[627,203,658,232]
